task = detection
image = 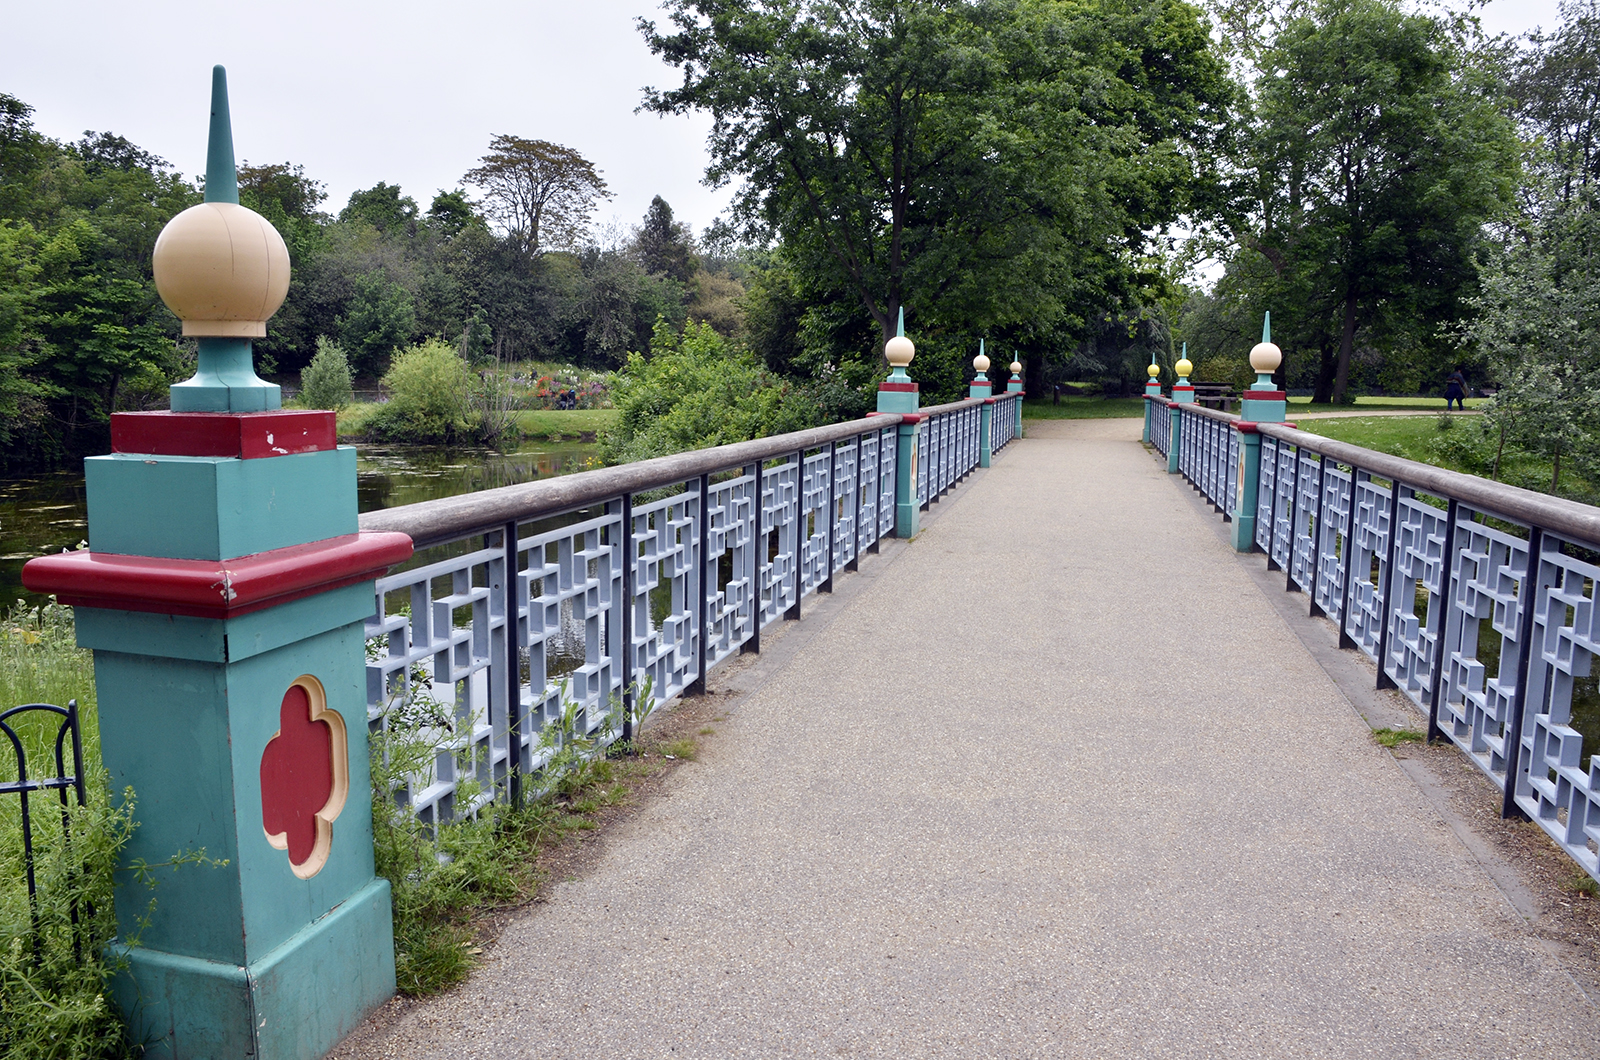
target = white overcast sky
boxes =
[3,0,1567,243]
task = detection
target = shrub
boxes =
[603,320,820,463]
[297,336,354,411]
[367,339,473,443]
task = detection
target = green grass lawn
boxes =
[1288,395,1487,412]
[332,404,618,442]
[513,408,617,440]
[1291,412,1599,507]
[1021,396,1145,419]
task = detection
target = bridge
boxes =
[327,413,1600,1058]
[16,70,1600,1059]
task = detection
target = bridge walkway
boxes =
[336,417,1598,1059]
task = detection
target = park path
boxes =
[335,418,1596,1059]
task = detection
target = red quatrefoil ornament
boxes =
[260,676,348,879]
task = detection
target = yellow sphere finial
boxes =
[1147,362,1160,380]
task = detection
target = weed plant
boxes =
[0,600,135,1060]
[368,658,657,995]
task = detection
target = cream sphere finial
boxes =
[153,204,290,337]
[1010,356,1022,374]
[885,307,914,371]
[974,338,990,374]
[1250,311,1281,378]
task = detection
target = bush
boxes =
[603,320,820,464]
[297,336,354,411]
[366,340,473,443]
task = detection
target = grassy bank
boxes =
[0,600,134,1060]
[1292,412,1599,507]
[1289,395,1487,412]
[334,404,618,444]
[1022,396,1145,419]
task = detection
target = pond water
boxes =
[0,440,602,608]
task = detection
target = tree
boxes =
[1212,0,1518,403]
[635,195,696,283]
[640,0,1233,356]
[368,338,473,443]
[427,190,479,237]
[604,320,819,463]
[1513,0,1600,203]
[297,335,354,410]
[337,273,416,378]
[340,182,418,235]
[1461,191,1600,492]
[462,136,611,257]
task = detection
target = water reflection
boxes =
[0,440,601,606]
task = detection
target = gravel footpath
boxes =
[333,417,1597,1059]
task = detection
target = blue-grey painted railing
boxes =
[360,399,1004,825]
[917,399,985,508]
[991,392,1021,453]
[1155,404,1600,881]
[1150,399,1171,458]
[1177,404,1239,516]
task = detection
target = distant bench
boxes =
[1192,381,1238,412]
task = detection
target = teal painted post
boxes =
[878,310,921,537]
[1167,344,1194,474]
[1005,355,1024,438]
[1142,352,1162,443]
[1230,313,1288,552]
[22,68,400,1060]
[972,340,994,467]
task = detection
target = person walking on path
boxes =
[1445,367,1468,410]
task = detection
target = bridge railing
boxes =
[991,391,1021,453]
[359,399,1007,826]
[1159,402,1600,881]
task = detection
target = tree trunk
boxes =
[1025,352,1045,398]
[1492,420,1507,480]
[1551,442,1563,493]
[1311,336,1337,404]
[1331,290,1358,405]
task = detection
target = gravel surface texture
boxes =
[333,418,1598,1059]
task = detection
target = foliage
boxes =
[1185,0,1520,403]
[1459,187,1600,492]
[463,136,611,258]
[0,600,135,1060]
[641,0,1234,392]
[367,654,652,995]
[337,273,417,379]
[367,339,474,443]
[296,335,353,410]
[603,320,821,463]
[1293,414,1600,507]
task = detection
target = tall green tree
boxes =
[462,136,611,257]
[639,0,1233,363]
[1214,0,1518,402]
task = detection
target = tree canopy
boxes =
[1180,0,1519,403]
[640,0,1234,374]
[463,136,611,257]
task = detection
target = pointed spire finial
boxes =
[896,307,905,338]
[205,65,238,205]
[1249,311,1282,388]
